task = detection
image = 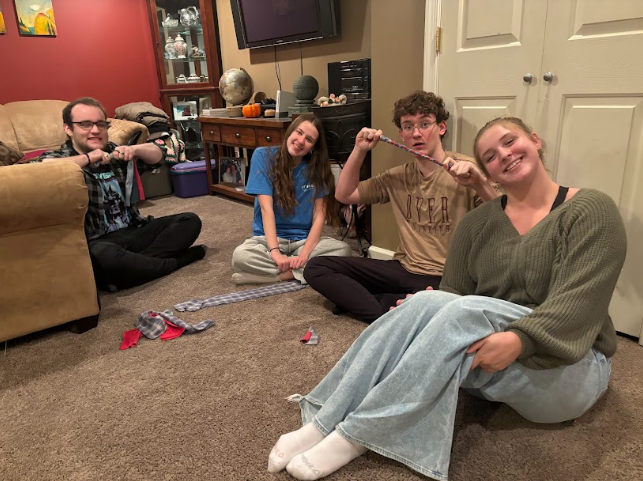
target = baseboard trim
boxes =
[368,245,395,260]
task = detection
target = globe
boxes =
[219,68,253,106]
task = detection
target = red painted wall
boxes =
[0,0,160,115]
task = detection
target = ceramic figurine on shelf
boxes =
[164,37,176,59]
[190,46,206,59]
[317,93,347,107]
[187,73,200,83]
[161,13,179,28]
[174,34,187,59]
[179,8,191,26]
[179,6,200,26]
[176,74,187,83]
[187,6,200,25]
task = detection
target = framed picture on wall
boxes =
[14,0,57,36]
[0,5,6,34]
[172,100,198,121]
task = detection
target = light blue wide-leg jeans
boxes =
[295,291,611,481]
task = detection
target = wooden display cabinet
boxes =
[147,0,224,158]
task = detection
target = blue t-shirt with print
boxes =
[93,170,131,233]
[246,147,327,241]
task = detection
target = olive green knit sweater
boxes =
[440,189,627,370]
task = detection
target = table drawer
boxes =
[202,125,220,142]
[256,129,283,147]
[221,126,256,147]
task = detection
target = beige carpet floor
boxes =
[1,194,642,481]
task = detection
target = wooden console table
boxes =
[198,116,292,203]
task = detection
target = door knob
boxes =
[235,132,241,139]
[543,71,554,82]
[523,73,533,83]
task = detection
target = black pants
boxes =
[303,256,441,323]
[88,213,201,290]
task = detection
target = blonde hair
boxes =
[472,116,545,176]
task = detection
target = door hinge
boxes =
[435,26,442,54]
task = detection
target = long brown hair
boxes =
[270,113,339,226]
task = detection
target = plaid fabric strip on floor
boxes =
[137,310,215,339]
[174,281,307,312]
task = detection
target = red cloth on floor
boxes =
[121,319,187,350]
[300,330,312,343]
[120,329,143,350]
[160,321,185,340]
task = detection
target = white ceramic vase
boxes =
[174,34,187,59]
[164,37,176,59]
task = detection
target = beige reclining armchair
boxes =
[0,162,100,342]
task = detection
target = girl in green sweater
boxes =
[268,117,627,481]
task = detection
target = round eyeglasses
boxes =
[400,120,436,134]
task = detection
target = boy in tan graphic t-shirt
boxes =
[304,91,498,322]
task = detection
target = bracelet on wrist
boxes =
[85,153,91,165]
[268,247,281,253]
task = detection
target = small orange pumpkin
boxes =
[242,103,261,118]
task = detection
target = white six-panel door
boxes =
[437,0,548,151]
[435,0,643,340]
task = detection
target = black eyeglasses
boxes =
[72,121,111,131]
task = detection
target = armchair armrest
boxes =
[0,162,88,235]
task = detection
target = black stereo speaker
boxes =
[328,58,371,100]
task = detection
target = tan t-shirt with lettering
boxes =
[357,152,481,276]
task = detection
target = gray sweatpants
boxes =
[232,235,353,284]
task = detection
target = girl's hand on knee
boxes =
[389,287,434,311]
[388,296,411,312]
[398,287,433,305]
[467,332,523,373]
[271,251,291,272]
[289,254,309,270]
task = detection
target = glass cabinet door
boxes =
[167,93,214,160]
[155,0,211,87]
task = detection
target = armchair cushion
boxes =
[0,140,24,166]
[4,100,68,153]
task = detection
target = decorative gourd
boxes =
[242,103,261,118]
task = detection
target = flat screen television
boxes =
[230,0,340,50]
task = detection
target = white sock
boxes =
[286,431,367,480]
[267,423,325,473]
[231,272,279,285]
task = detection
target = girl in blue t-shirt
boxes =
[232,113,352,284]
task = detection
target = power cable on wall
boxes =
[274,46,282,91]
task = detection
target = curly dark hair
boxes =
[62,97,108,128]
[270,113,339,227]
[392,91,450,132]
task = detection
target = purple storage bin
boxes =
[170,160,215,198]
